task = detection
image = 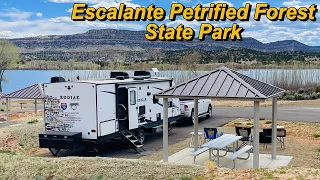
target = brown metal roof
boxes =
[5,84,44,99]
[155,67,285,100]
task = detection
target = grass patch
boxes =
[233,122,242,125]
[265,120,272,124]
[0,150,17,155]
[27,119,38,124]
[2,120,43,151]
[312,134,320,138]
[279,169,286,174]
[265,173,273,179]
[0,154,202,179]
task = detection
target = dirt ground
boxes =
[224,118,320,168]
[142,119,320,169]
[0,114,319,179]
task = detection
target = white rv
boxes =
[39,71,212,156]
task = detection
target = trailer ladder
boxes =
[120,130,146,153]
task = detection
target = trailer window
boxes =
[130,90,136,105]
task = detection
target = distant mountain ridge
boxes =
[9,29,320,62]
[11,28,320,53]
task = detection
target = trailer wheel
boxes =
[137,129,146,143]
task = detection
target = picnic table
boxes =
[19,102,27,109]
[201,134,242,167]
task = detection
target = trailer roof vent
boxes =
[110,72,129,79]
[51,76,66,83]
[134,71,151,78]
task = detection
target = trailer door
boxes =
[128,87,138,129]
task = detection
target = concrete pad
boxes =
[166,148,293,169]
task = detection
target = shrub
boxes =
[265,121,272,124]
[297,88,305,94]
[27,119,38,124]
[0,109,4,112]
[313,134,320,138]
[260,118,265,120]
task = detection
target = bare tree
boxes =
[0,40,20,92]
[180,51,201,75]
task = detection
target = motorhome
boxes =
[39,71,211,156]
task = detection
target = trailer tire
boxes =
[206,105,212,118]
[137,129,146,143]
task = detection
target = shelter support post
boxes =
[43,99,45,120]
[5,98,9,120]
[163,98,169,163]
[194,98,199,152]
[253,101,260,168]
[35,99,38,115]
[272,97,278,159]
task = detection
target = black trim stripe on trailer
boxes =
[100,91,116,95]
[152,87,163,91]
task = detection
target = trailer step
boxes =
[120,130,145,153]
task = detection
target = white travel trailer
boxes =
[39,71,182,155]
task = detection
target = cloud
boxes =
[179,0,191,3]
[0,14,145,39]
[283,0,301,6]
[48,0,101,3]
[242,1,266,8]
[66,0,141,13]
[0,8,33,20]
[204,1,234,6]
[36,13,43,17]
[0,31,13,38]
[282,0,316,8]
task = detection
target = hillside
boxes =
[9,29,320,63]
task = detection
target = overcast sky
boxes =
[0,0,319,45]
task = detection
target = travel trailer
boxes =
[39,71,211,156]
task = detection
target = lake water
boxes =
[3,69,320,93]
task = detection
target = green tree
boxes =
[0,40,20,92]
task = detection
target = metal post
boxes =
[272,97,278,159]
[163,98,169,163]
[5,98,9,120]
[194,98,199,151]
[253,101,260,168]
[43,99,45,120]
[35,99,38,115]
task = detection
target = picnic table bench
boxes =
[191,134,253,169]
